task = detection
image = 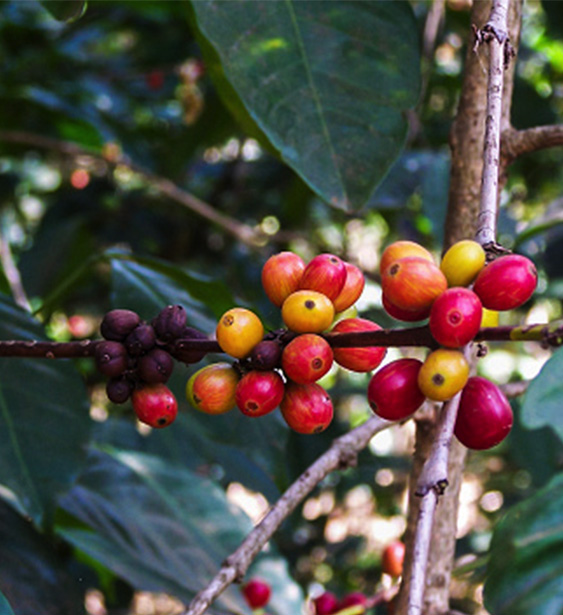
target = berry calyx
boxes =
[367,358,425,421]
[242,577,271,609]
[131,384,178,428]
[216,307,264,359]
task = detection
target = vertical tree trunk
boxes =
[396,1,522,614]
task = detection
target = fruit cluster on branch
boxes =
[93,241,538,449]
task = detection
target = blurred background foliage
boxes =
[0,1,562,614]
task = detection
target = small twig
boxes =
[414,392,462,498]
[407,393,462,615]
[180,415,390,615]
[0,321,560,360]
[501,379,529,398]
[474,0,513,248]
[0,130,265,248]
[501,124,563,166]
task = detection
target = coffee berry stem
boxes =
[0,319,561,361]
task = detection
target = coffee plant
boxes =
[0,2,562,615]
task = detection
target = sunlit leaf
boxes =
[58,448,302,613]
[191,0,420,211]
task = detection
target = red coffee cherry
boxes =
[382,293,431,322]
[281,334,333,384]
[280,382,334,434]
[186,362,239,415]
[131,384,178,428]
[261,251,305,307]
[242,577,271,609]
[313,591,339,615]
[473,254,537,311]
[379,240,434,275]
[337,592,368,611]
[299,253,347,302]
[331,317,387,373]
[367,358,425,421]
[454,376,513,450]
[235,370,285,417]
[382,540,406,578]
[332,262,365,313]
[381,257,447,313]
[429,287,482,348]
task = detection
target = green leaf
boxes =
[484,474,563,615]
[58,448,301,613]
[191,0,420,211]
[521,347,563,443]
[40,0,87,23]
[0,295,92,529]
[0,500,85,615]
[0,592,14,615]
[107,251,235,330]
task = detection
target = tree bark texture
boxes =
[397,1,522,614]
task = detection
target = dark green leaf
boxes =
[40,0,87,22]
[521,347,563,443]
[108,252,225,331]
[484,474,563,615]
[58,448,302,613]
[0,295,92,528]
[0,500,85,615]
[191,0,420,211]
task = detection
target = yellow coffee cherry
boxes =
[216,307,264,359]
[481,307,499,327]
[281,290,335,333]
[440,240,486,287]
[417,348,469,402]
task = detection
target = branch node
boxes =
[338,447,359,470]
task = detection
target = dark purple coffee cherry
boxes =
[100,309,140,341]
[95,341,129,378]
[152,305,187,342]
[106,377,134,404]
[138,348,174,384]
[125,323,156,357]
[171,326,208,364]
[248,340,282,371]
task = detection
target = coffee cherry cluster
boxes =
[187,251,388,435]
[370,239,538,450]
[313,591,369,615]
[95,306,207,428]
